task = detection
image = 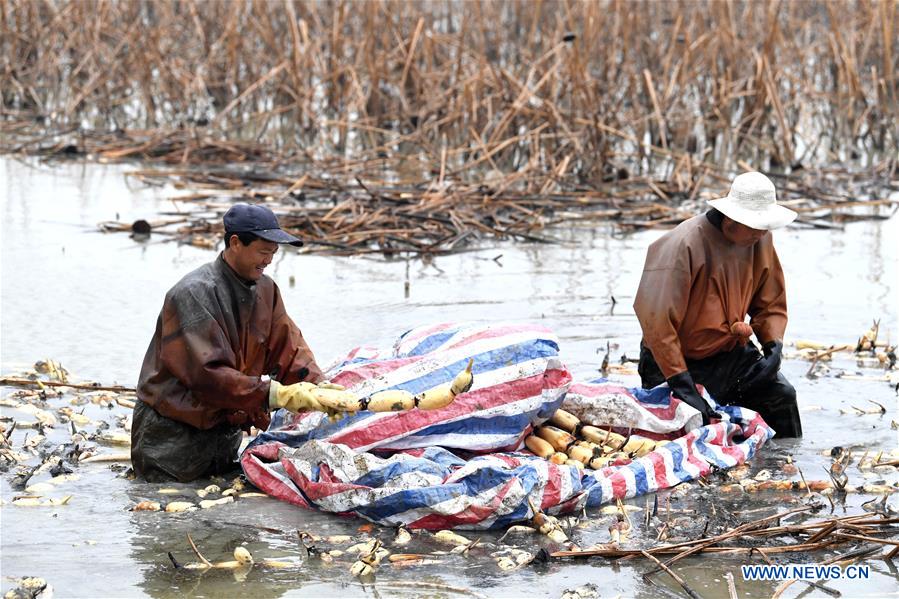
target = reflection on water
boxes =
[1,158,897,597]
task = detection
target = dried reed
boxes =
[2,0,895,173]
[1,1,896,254]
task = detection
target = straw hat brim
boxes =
[707,197,797,230]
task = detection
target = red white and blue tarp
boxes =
[241,323,773,530]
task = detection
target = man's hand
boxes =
[741,340,783,390]
[269,381,325,413]
[666,371,722,425]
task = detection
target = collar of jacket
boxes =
[699,211,732,247]
[705,208,725,231]
[214,252,259,307]
[215,251,258,286]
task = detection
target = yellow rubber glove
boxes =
[317,380,346,391]
[268,381,324,413]
[317,381,348,421]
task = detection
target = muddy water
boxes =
[1,158,897,598]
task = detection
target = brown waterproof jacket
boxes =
[137,254,323,431]
[633,214,787,379]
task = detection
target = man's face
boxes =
[227,237,279,280]
[721,217,766,247]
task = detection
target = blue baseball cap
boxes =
[223,203,303,247]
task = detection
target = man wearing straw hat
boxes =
[131,203,342,482]
[633,172,801,437]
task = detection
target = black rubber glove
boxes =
[741,340,783,390]
[666,371,721,425]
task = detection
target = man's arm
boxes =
[634,249,720,424]
[158,288,269,412]
[633,254,693,379]
[748,242,788,345]
[265,284,324,385]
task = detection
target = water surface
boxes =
[1,158,897,598]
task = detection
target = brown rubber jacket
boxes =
[633,214,788,379]
[137,253,323,431]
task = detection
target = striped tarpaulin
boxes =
[241,323,773,529]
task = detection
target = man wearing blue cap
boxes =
[131,204,339,482]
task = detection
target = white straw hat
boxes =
[707,172,797,230]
